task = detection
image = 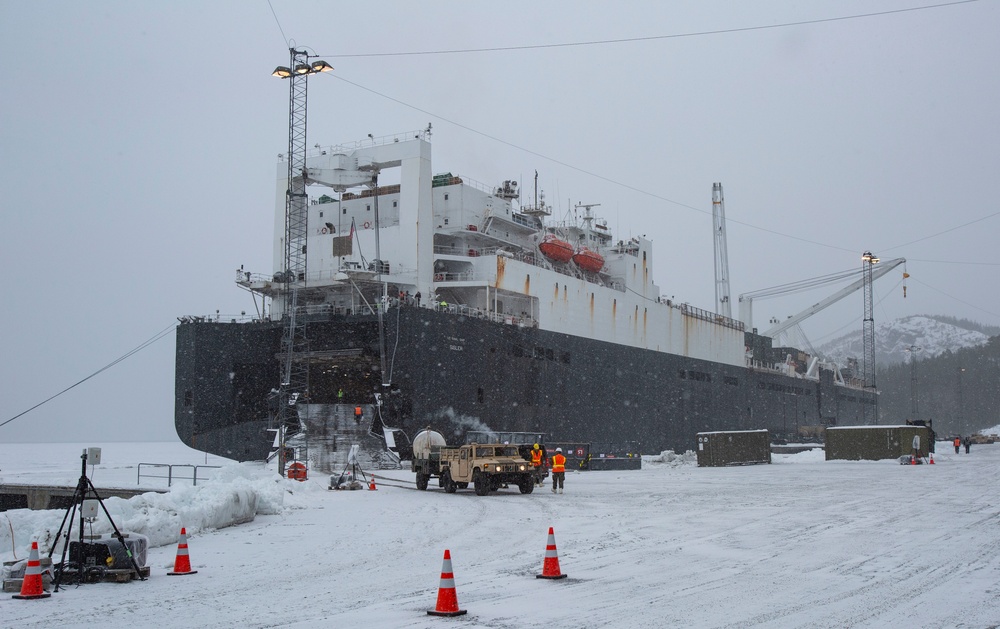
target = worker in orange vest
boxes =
[550,447,566,494]
[354,406,363,424]
[530,443,545,486]
[953,436,961,454]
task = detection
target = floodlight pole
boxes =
[271,49,332,476]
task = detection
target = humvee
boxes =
[415,443,535,495]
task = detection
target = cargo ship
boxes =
[174,130,874,463]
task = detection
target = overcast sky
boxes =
[2,1,998,443]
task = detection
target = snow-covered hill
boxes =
[817,315,995,366]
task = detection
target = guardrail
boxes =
[137,463,221,487]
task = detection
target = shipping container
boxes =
[825,425,929,461]
[696,430,771,467]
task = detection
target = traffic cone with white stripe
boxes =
[12,541,50,600]
[167,527,198,576]
[369,474,377,491]
[427,549,467,617]
[536,526,567,579]
[929,452,935,465]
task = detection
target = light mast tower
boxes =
[270,49,332,474]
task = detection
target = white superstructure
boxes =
[247,133,745,368]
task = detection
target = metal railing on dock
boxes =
[137,463,220,487]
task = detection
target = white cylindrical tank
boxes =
[412,429,446,458]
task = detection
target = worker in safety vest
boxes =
[954,436,961,454]
[354,406,363,423]
[530,443,545,486]
[550,447,566,494]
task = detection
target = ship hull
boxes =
[175,306,875,461]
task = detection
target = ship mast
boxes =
[712,183,732,319]
[270,48,332,475]
[575,202,601,250]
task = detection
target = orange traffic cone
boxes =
[369,474,377,491]
[929,452,935,465]
[12,541,50,600]
[167,527,198,576]
[911,454,917,465]
[427,549,467,617]
[536,526,567,579]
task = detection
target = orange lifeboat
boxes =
[572,247,604,273]
[539,234,573,263]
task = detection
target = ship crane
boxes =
[738,257,906,339]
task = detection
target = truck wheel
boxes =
[416,473,430,491]
[474,473,489,496]
[443,471,457,494]
[518,477,535,494]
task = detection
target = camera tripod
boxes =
[49,449,145,590]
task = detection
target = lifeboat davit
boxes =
[539,234,574,263]
[572,247,604,273]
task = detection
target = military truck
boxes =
[411,430,535,495]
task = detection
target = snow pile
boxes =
[644,449,697,466]
[0,461,312,560]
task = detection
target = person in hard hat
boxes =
[550,447,566,494]
[530,443,545,486]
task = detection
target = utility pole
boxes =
[861,252,879,424]
[905,345,922,419]
[712,183,732,319]
[270,49,332,475]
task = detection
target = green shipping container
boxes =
[696,430,771,467]
[825,425,929,461]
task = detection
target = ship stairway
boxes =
[297,404,400,473]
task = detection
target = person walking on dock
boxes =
[964,435,972,454]
[551,447,566,494]
[954,436,961,454]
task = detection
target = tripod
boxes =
[49,449,145,590]
[332,444,369,489]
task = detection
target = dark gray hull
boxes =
[175,306,874,461]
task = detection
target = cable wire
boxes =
[320,1,980,58]
[0,323,177,429]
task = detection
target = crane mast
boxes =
[861,251,879,423]
[712,183,732,319]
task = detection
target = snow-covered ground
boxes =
[2,439,999,628]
